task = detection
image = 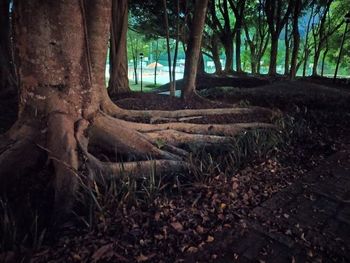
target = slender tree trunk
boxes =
[269,33,278,75]
[250,54,257,74]
[302,5,314,77]
[312,47,321,76]
[172,0,180,93]
[223,37,234,73]
[321,48,328,77]
[154,39,159,86]
[133,56,138,84]
[198,51,205,75]
[129,35,138,85]
[108,0,130,96]
[235,18,242,73]
[290,0,301,79]
[284,23,290,75]
[211,41,223,74]
[0,0,17,94]
[182,0,208,99]
[162,0,174,96]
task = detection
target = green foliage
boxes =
[128,0,350,77]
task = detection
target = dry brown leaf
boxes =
[220,203,227,209]
[187,246,199,253]
[92,243,113,262]
[136,254,148,262]
[154,212,161,221]
[196,225,204,234]
[207,235,215,243]
[171,222,184,232]
[232,182,239,190]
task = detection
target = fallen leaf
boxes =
[154,212,160,221]
[207,235,214,242]
[232,182,239,190]
[187,247,198,253]
[92,243,113,262]
[171,222,183,231]
[196,225,204,234]
[136,254,148,262]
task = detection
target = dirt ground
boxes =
[1,77,350,262]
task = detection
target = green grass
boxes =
[129,80,162,93]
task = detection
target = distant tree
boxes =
[228,0,247,73]
[128,30,148,85]
[284,22,292,75]
[207,0,236,73]
[243,0,270,74]
[310,0,344,76]
[302,2,315,77]
[152,38,167,86]
[263,0,294,75]
[290,0,302,78]
[0,0,17,95]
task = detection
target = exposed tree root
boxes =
[90,159,189,181]
[89,114,181,161]
[95,114,275,137]
[102,98,274,122]
[0,135,41,191]
[144,130,230,147]
[47,113,79,214]
[68,111,277,185]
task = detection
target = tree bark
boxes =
[1,0,274,220]
[269,33,279,75]
[108,0,130,96]
[182,0,209,99]
[162,0,174,96]
[321,48,328,77]
[0,0,17,94]
[211,36,223,74]
[264,0,294,76]
[223,38,234,73]
[236,16,242,73]
[312,48,321,76]
[284,23,290,75]
[290,0,301,79]
[302,4,314,77]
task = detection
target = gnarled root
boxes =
[0,127,41,192]
[0,102,277,219]
[47,113,80,216]
[102,98,274,123]
[72,111,277,185]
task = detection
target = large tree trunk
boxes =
[182,0,209,99]
[0,0,17,95]
[108,0,130,96]
[1,0,274,220]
